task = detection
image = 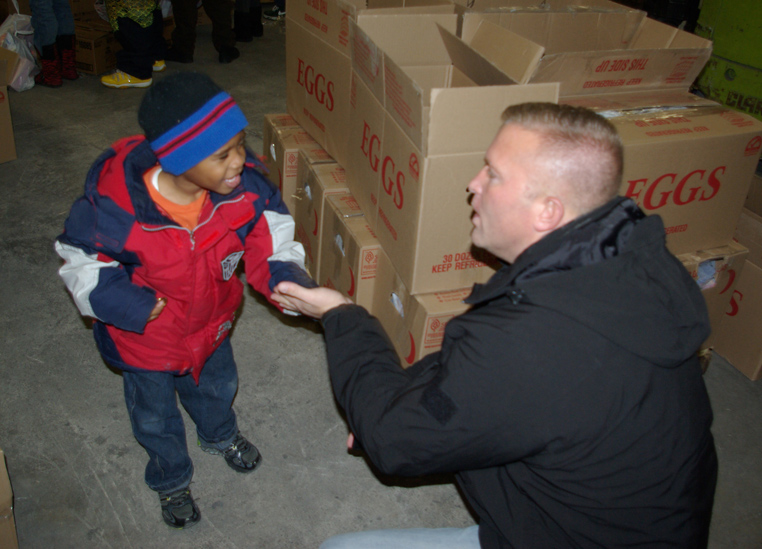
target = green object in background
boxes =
[693,0,762,124]
[694,0,762,70]
[694,56,762,123]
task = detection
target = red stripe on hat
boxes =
[155,97,237,158]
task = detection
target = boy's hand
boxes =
[147,297,167,322]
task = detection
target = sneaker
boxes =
[263,5,285,20]
[159,488,200,529]
[101,70,152,89]
[199,432,261,473]
[153,60,166,72]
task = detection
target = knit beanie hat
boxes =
[138,72,248,175]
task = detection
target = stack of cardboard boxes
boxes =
[710,174,762,380]
[267,0,762,368]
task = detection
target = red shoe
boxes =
[35,44,62,88]
[57,35,79,81]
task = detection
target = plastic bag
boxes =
[0,0,38,91]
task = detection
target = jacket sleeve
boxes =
[322,303,556,477]
[55,194,157,333]
[242,167,317,304]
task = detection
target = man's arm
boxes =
[273,282,551,477]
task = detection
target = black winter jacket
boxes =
[322,197,717,548]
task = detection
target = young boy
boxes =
[55,71,316,529]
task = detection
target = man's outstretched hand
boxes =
[272,282,353,319]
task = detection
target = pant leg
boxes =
[175,337,239,447]
[169,0,198,56]
[29,0,58,50]
[123,369,194,493]
[319,526,481,549]
[50,0,75,35]
[201,0,235,51]
[148,9,167,63]
[114,16,157,79]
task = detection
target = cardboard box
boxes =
[348,19,558,293]
[677,240,748,352]
[293,156,350,277]
[69,0,95,17]
[0,449,18,549]
[372,250,471,366]
[262,122,335,215]
[0,56,17,165]
[464,13,712,97]
[459,0,645,50]
[745,173,762,217]
[562,91,762,255]
[286,0,459,167]
[319,193,387,309]
[712,208,762,380]
[73,16,121,74]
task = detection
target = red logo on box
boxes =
[745,136,762,157]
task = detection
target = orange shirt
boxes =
[143,166,207,230]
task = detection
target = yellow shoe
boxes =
[100,69,152,89]
[153,60,166,72]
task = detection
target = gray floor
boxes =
[1,21,761,549]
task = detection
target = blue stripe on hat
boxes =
[150,91,249,175]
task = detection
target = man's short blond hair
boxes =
[501,103,623,215]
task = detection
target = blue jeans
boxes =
[29,0,75,50]
[319,526,481,549]
[123,338,240,493]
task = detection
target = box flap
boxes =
[354,13,457,67]
[437,23,514,87]
[467,19,542,84]
[427,82,559,155]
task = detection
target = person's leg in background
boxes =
[147,8,168,72]
[30,0,62,87]
[102,0,163,88]
[50,0,77,80]
[166,0,197,63]
[234,0,262,42]
[103,16,156,87]
[201,0,239,63]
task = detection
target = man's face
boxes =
[179,131,247,195]
[467,125,544,264]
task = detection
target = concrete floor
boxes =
[1,21,761,549]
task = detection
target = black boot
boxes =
[234,10,253,42]
[251,6,263,37]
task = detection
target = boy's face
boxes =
[179,131,247,195]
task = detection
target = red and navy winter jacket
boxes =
[55,136,315,381]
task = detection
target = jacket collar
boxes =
[466,197,647,306]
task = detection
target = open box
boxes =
[348,17,557,293]
[463,13,712,97]
[286,0,459,166]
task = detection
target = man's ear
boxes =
[533,196,566,233]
